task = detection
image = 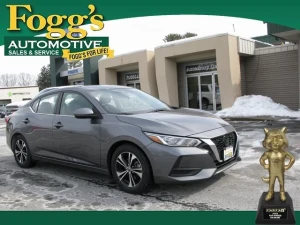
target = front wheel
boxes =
[111,144,152,194]
[12,135,36,168]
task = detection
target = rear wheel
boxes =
[111,144,152,194]
[12,135,36,168]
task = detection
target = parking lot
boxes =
[0,118,300,210]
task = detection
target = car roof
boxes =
[34,85,133,99]
[40,85,131,91]
[39,85,131,93]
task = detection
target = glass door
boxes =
[126,82,141,89]
[187,76,199,109]
[187,73,220,112]
[135,83,141,90]
[199,75,213,112]
[213,73,222,111]
[126,83,135,88]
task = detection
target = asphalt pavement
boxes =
[0,118,300,210]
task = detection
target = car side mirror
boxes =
[74,108,98,119]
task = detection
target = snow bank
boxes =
[216,95,300,118]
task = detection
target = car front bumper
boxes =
[144,125,239,184]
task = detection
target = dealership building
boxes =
[50,23,300,112]
[0,86,39,106]
[98,31,300,111]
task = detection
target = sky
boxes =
[0,15,267,76]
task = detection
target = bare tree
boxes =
[17,73,37,86]
[0,73,36,87]
[0,74,17,87]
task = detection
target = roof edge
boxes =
[98,49,153,61]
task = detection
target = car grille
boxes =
[211,132,237,161]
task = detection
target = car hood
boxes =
[116,108,230,136]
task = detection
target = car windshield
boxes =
[90,88,171,114]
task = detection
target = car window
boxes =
[94,93,117,108]
[31,99,40,112]
[37,93,59,114]
[60,92,93,116]
[90,88,170,114]
[201,85,209,92]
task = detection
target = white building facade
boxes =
[0,86,39,106]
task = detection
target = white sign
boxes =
[60,67,84,77]
[186,62,217,74]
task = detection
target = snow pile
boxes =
[216,95,300,118]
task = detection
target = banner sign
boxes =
[4,37,110,57]
[62,47,114,60]
[185,62,217,74]
[4,4,114,60]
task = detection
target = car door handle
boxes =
[54,122,63,128]
[22,118,30,124]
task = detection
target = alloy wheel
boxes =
[115,152,143,187]
[15,139,27,164]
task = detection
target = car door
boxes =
[52,91,102,167]
[22,92,61,156]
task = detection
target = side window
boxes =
[201,85,209,92]
[37,93,59,114]
[60,92,93,116]
[31,99,40,112]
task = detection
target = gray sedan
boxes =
[5,85,239,194]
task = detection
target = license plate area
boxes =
[223,146,234,161]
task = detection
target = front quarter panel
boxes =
[100,114,154,169]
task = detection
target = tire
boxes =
[111,144,152,194]
[202,98,209,110]
[12,135,36,168]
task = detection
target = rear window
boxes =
[36,93,59,114]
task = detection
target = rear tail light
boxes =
[5,116,10,123]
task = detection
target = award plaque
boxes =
[255,127,296,225]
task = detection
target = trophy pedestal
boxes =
[255,192,296,225]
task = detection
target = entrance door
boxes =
[126,82,141,90]
[187,74,221,112]
[199,75,213,111]
[135,83,141,90]
[213,73,222,111]
[187,77,199,109]
[126,83,135,88]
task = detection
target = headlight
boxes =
[144,132,201,147]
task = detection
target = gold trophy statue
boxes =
[255,127,296,225]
